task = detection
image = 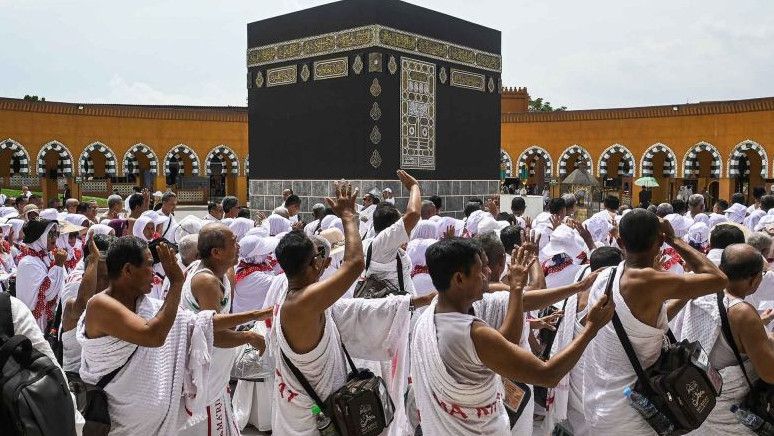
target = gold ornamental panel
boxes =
[450,69,485,91]
[313,57,348,80]
[266,65,298,87]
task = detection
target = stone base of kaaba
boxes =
[249,179,501,220]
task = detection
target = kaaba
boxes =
[247,0,501,217]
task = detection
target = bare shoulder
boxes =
[191,271,221,291]
[728,301,763,329]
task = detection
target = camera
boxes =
[148,238,178,264]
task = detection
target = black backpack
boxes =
[717,292,774,425]
[0,292,76,436]
[353,243,408,299]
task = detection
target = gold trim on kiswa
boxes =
[266,65,297,87]
[450,69,485,91]
[247,24,501,72]
[313,57,348,80]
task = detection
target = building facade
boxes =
[0,98,249,205]
[500,90,774,206]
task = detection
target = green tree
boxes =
[23,95,46,101]
[528,97,566,112]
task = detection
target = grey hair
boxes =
[747,232,772,256]
[161,191,177,203]
[178,234,199,267]
[107,195,123,209]
[273,207,289,219]
[309,234,331,259]
[656,203,674,218]
[312,203,326,219]
[688,194,705,208]
[561,193,577,209]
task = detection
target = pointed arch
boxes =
[683,141,722,178]
[516,146,553,178]
[204,145,240,175]
[500,149,513,177]
[244,154,250,177]
[0,138,31,175]
[558,145,593,177]
[78,141,118,178]
[597,144,636,177]
[640,143,677,177]
[163,144,200,176]
[728,139,768,178]
[36,140,73,177]
[123,143,159,176]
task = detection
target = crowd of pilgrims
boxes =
[2,171,774,436]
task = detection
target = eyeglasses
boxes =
[48,231,60,239]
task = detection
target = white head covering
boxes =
[175,215,203,241]
[411,220,439,240]
[133,215,155,242]
[238,234,278,264]
[229,217,255,242]
[465,210,486,236]
[434,216,458,238]
[320,214,338,230]
[684,222,710,246]
[246,226,269,238]
[692,213,709,225]
[583,214,613,243]
[0,207,19,219]
[406,238,436,267]
[39,208,59,221]
[540,224,583,260]
[328,217,344,233]
[477,215,506,236]
[744,209,766,231]
[87,224,114,241]
[754,215,774,232]
[141,210,168,227]
[65,213,90,227]
[7,218,24,241]
[724,203,747,224]
[665,213,693,238]
[30,221,57,252]
[708,213,729,229]
[266,214,291,236]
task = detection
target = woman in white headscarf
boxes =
[264,214,291,237]
[86,224,115,241]
[15,220,67,331]
[407,222,438,297]
[232,235,278,314]
[56,230,84,272]
[132,215,156,242]
[229,217,255,242]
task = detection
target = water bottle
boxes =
[731,405,774,435]
[624,387,675,435]
[312,404,338,436]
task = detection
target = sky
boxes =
[1,0,771,110]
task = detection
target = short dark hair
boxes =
[710,224,745,249]
[132,186,141,193]
[15,195,26,205]
[429,195,443,210]
[237,208,252,219]
[222,196,239,213]
[28,194,40,201]
[753,187,766,200]
[284,194,301,208]
[198,224,229,260]
[85,234,117,258]
[106,236,148,279]
[720,244,763,281]
[499,225,521,252]
[619,208,661,253]
[590,246,623,271]
[731,193,746,205]
[373,202,401,233]
[715,199,729,211]
[275,230,315,278]
[475,232,505,270]
[671,199,687,214]
[548,197,566,214]
[496,212,514,224]
[464,202,481,217]
[760,195,774,211]
[426,238,481,292]
[76,202,90,214]
[603,195,621,211]
[511,197,526,213]
[207,201,220,213]
[128,193,144,211]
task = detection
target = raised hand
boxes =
[442,225,455,239]
[529,311,563,331]
[54,248,68,266]
[508,245,536,289]
[397,170,418,189]
[485,196,500,216]
[87,236,100,265]
[520,228,540,257]
[609,217,619,241]
[522,216,533,229]
[325,180,359,218]
[761,308,774,325]
[291,220,305,231]
[659,218,676,244]
[586,294,615,332]
[158,242,183,285]
[549,214,563,230]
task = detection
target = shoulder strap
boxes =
[364,243,373,272]
[608,267,657,395]
[716,292,753,388]
[161,215,173,238]
[0,292,14,338]
[97,346,138,389]
[395,252,404,293]
[281,350,327,409]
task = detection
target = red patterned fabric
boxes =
[64,247,82,271]
[661,246,684,271]
[542,254,572,276]
[576,251,589,265]
[410,265,429,278]
[19,247,57,324]
[234,260,274,284]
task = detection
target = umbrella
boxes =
[635,176,659,188]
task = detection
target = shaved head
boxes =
[198,223,232,260]
[720,243,764,282]
[421,200,437,219]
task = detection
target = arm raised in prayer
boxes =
[473,294,614,387]
[398,170,421,235]
[85,243,184,347]
[523,270,599,311]
[730,302,774,383]
[285,181,365,315]
[498,246,535,344]
[523,229,546,291]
